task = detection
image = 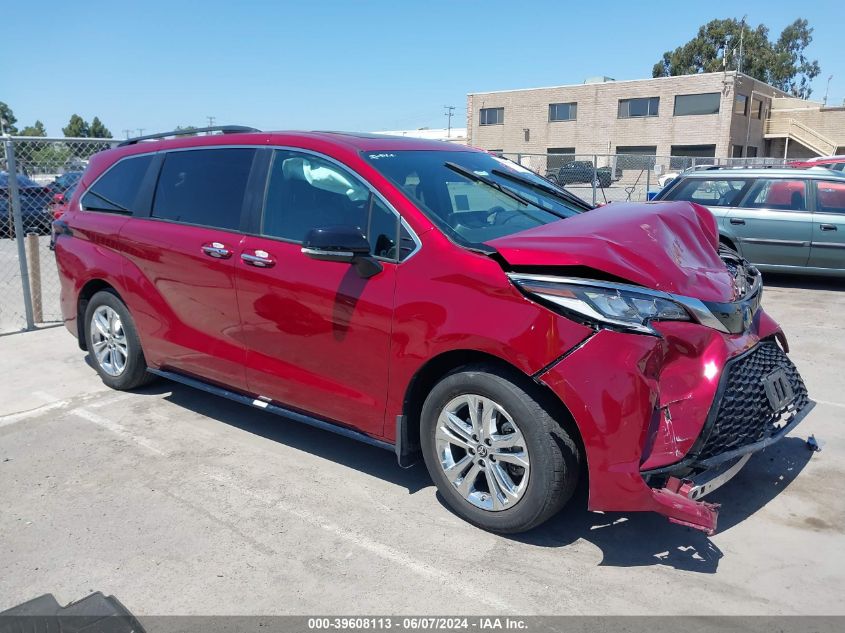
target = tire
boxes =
[420,364,580,533]
[84,290,155,390]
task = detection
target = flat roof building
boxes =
[467,72,845,160]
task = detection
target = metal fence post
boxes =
[592,155,597,206]
[3,138,35,330]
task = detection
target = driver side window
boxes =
[262,150,402,258]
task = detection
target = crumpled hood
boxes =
[487,201,736,302]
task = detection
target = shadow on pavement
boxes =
[126,375,814,574]
[135,379,432,495]
[504,436,813,573]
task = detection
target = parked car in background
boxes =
[46,171,84,196]
[546,160,613,188]
[1,172,52,238]
[54,128,812,535]
[789,157,845,172]
[654,167,845,275]
[50,183,77,220]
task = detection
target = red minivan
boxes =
[53,127,814,534]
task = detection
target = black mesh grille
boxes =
[696,342,809,461]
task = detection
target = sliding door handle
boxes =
[729,218,746,225]
[819,224,837,231]
[201,242,232,259]
[241,252,275,268]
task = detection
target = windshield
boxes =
[362,150,586,246]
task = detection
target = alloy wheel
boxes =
[90,305,129,377]
[435,394,530,511]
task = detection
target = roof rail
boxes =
[117,125,261,147]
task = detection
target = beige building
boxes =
[467,72,845,160]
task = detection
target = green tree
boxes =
[89,117,113,139]
[653,18,821,99]
[174,125,199,137]
[19,120,47,137]
[63,114,90,138]
[0,101,18,134]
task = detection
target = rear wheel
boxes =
[84,290,154,390]
[420,364,580,533]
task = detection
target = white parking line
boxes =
[0,399,70,428]
[200,467,519,613]
[815,399,845,410]
[71,407,167,456]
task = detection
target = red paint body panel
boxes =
[235,236,396,436]
[536,310,782,516]
[116,219,248,389]
[487,201,734,302]
[384,228,594,440]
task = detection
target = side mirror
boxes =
[301,225,382,278]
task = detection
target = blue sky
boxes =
[2,0,842,137]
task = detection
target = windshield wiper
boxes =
[444,161,542,210]
[491,168,593,211]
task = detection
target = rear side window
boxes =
[815,181,845,213]
[743,179,807,211]
[81,154,154,213]
[152,148,255,230]
[664,178,749,207]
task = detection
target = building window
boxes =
[673,93,721,116]
[734,94,748,116]
[670,144,716,157]
[615,146,657,171]
[549,102,577,121]
[618,97,659,118]
[479,107,504,126]
[732,145,744,158]
[747,146,758,157]
[751,98,763,119]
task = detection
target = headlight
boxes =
[508,273,690,335]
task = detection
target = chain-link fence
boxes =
[502,153,790,206]
[1,136,119,334]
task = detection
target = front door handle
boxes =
[241,251,275,268]
[820,224,837,231]
[201,242,232,259]
[730,218,746,225]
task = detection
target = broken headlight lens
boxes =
[509,274,690,335]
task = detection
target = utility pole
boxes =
[738,15,747,74]
[122,129,132,139]
[824,75,833,106]
[137,128,145,137]
[444,106,455,138]
[207,116,216,134]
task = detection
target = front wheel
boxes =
[84,290,155,390]
[420,364,580,533]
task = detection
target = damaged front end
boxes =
[531,254,814,535]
